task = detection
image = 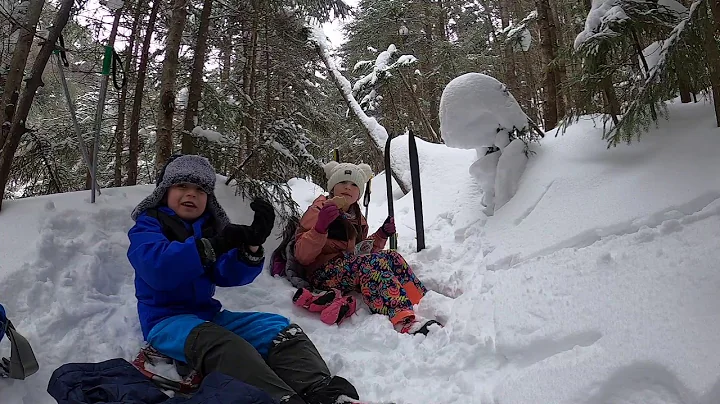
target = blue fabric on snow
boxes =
[0,303,6,342]
[47,358,278,404]
[148,311,290,363]
[128,207,265,339]
[147,314,205,363]
[213,310,290,359]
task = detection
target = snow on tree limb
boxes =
[309,26,410,194]
[309,26,389,149]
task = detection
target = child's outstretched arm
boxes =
[128,215,206,291]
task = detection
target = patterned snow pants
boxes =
[310,250,428,325]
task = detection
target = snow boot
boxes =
[319,295,356,326]
[293,288,357,325]
[268,324,359,404]
[302,376,360,404]
[293,288,338,312]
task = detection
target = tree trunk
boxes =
[602,78,621,125]
[421,0,440,135]
[550,7,566,118]
[126,0,160,185]
[497,0,521,108]
[436,0,448,41]
[708,0,720,34]
[182,0,214,154]
[114,0,144,187]
[240,3,259,176]
[156,0,188,172]
[263,7,271,134]
[0,0,74,210]
[220,33,231,87]
[678,67,692,103]
[0,0,45,152]
[701,2,720,126]
[536,0,559,129]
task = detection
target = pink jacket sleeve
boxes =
[294,197,329,266]
[369,230,388,252]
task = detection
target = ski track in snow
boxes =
[487,191,720,272]
[513,180,554,226]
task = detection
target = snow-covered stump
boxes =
[439,73,530,214]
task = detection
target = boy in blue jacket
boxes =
[127,154,359,404]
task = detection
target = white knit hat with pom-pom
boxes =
[324,161,374,198]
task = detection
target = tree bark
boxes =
[126,0,160,185]
[241,2,259,176]
[496,0,521,109]
[0,0,74,209]
[678,67,692,103]
[114,0,144,186]
[421,0,440,135]
[700,2,720,126]
[182,0,214,154]
[156,0,188,172]
[536,0,560,129]
[708,0,720,35]
[550,7,566,118]
[0,0,45,152]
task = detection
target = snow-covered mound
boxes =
[439,72,531,214]
[1,98,720,404]
[439,72,528,149]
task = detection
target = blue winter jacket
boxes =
[128,206,264,339]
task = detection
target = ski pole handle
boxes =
[102,46,113,75]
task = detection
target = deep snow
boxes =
[1,98,720,404]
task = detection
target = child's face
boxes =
[167,183,208,221]
[332,181,360,204]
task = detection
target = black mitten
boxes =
[197,224,254,264]
[249,199,275,245]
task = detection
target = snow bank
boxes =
[482,99,720,269]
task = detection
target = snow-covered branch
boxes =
[309,26,389,149]
[309,26,410,194]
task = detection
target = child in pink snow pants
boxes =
[294,161,441,335]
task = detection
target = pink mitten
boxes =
[315,203,340,233]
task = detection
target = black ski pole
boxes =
[363,177,371,219]
[385,136,397,250]
[408,130,425,252]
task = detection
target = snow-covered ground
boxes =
[1,98,720,404]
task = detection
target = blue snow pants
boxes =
[147,310,290,363]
